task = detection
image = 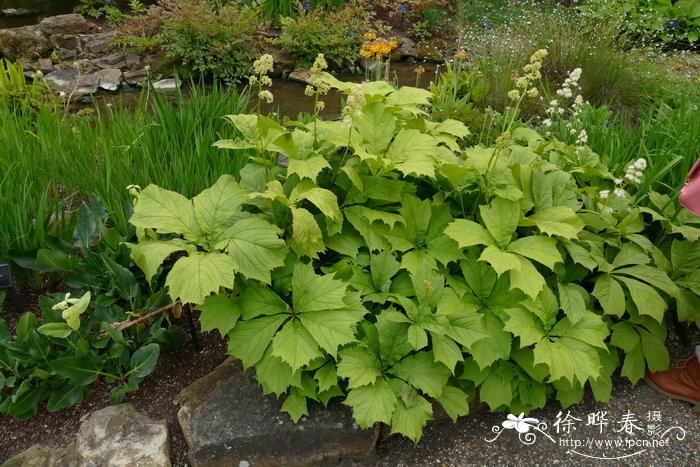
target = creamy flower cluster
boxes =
[342,84,366,127]
[598,158,647,213]
[250,54,274,104]
[508,49,547,101]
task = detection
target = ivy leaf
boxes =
[299,308,365,358]
[507,236,562,270]
[444,220,495,248]
[389,382,433,443]
[218,217,287,284]
[128,240,190,284]
[166,252,236,304]
[557,282,588,324]
[592,275,626,317]
[272,320,324,371]
[479,246,521,276]
[337,346,382,389]
[616,276,667,323]
[436,385,470,422]
[479,198,520,248]
[197,294,241,336]
[550,312,609,349]
[315,363,338,393]
[344,379,397,428]
[192,175,247,238]
[389,351,450,398]
[130,184,199,240]
[503,307,545,348]
[293,263,348,313]
[508,256,546,300]
[227,315,288,368]
[291,207,325,259]
[520,207,584,239]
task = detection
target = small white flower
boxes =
[614,178,623,185]
[599,190,610,199]
[542,118,552,127]
[614,188,626,197]
[258,90,273,103]
[604,207,614,214]
[634,158,647,170]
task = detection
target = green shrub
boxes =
[277,5,370,68]
[127,70,700,442]
[160,0,260,83]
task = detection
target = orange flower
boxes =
[364,31,376,40]
[454,50,469,60]
[413,65,426,75]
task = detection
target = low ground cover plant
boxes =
[125,53,700,441]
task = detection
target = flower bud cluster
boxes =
[624,158,647,185]
[342,84,366,127]
[250,54,274,105]
[509,49,547,101]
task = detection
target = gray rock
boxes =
[397,35,417,57]
[1,442,78,467]
[125,54,141,68]
[287,68,313,86]
[59,48,77,60]
[50,34,82,54]
[38,58,54,74]
[97,52,125,66]
[96,68,122,91]
[268,47,295,76]
[40,14,96,35]
[44,69,78,90]
[152,78,179,93]
[0,25,50,61]
[67,73,100,97]
[76,404,170,467]
[175,359,379,466]
[123,69,148,87]
[83,32,118,56]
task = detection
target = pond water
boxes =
[0,0,79,29]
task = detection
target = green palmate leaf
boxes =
[352,102,396,157]
[218,216,287,284]
[337,345,382,389]
[240,284,288,320]
[503,307,545,348]
[197,294,241,335]
[520,206,584,239]
[192,175,247,238]
[288,155,332,181]
[480,368,513,411]
[293,263,347,313]
[507,236,562,270]
[299,308,365,358]
[130,184,199,240]
[255,347,300,396]
[227,315,288,368]
[610,322,640,353]
[290,180,342,222]
[557,283,588,324]
[430,333,463,374]
[671,239,700,274]
[390,351,450,398]
[315,363,338,393]
[533,337,601,385]
[426,235,465,266]
[592,275,626,317]
[282,387,309,422]
[563,241,597,270]
[620,343,645,384]
[389,383,433,443]
[386,129,438,179]
[436,385,470,421]
[444,310,489,351]
[611,243,649,269]
[400,195,431,242]
[614,265,679,296]
[370,250,401,290]
[344,206,390,251]
[508,257,546,300]
[460,257,497,299]
[616,276,666,323]
[291,207,325,259]
[444,220,495,249]
[387,86,432,109]
[639,328,669,373]
[272,320,323,371]
[129,239,190,284]
[166,252,236,304]
[376,311,413,368]
[550,312,609,349]
[344,379,397,428]
[479,198,520,248]
[407,324,428,350]
[479,246,521,276]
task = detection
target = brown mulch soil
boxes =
[0,285,227,466]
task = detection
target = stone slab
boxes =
[96,68,122,91]
[1,442,78,467]
[44,69,78,90]
[175,359,379,467]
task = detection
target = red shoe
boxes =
[645,347,700,413]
